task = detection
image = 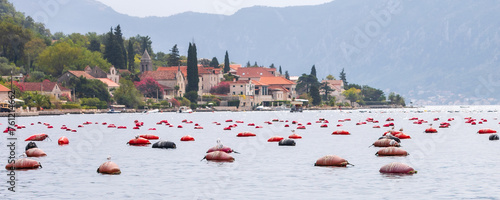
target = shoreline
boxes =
[0,105,408,117]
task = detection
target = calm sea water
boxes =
[1,106,500,199]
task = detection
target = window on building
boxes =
[240,85,243,87]
[233,92,235,95]
[240,92,243,95]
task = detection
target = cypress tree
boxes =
[310,65,317,77]
[310,84,321,106]
[223,51,230,73]
[279,66,282,75]
[127,39,135,71]
[186,43,199,93]
[285,71,290,80]
[269,63,275,69]
[103,28,116,66]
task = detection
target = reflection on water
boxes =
[1,107,500,199]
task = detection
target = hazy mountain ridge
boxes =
[10,0,500,105]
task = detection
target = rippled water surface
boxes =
[1,106,500,199]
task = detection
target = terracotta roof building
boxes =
[0,84,11,102]
[18,80,71,99]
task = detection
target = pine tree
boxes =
[167,44,180,66]
[186,43,199,93]
[310,65,317,77]
[114,25,127,69]
[127,39,135,71]
[223,51,230,73]
[269,63,275,69]
[339,68,348,88]
[103,28,116,66]
[246,61,251,68]
[285,71,290,80]
[279,66,282,75]
[210,57,219,68]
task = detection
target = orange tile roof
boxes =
[258,77,295,85]
[18,81,70,92]
[0,84,11,92]
[236,67,275,78]
[68,71,95,79]
[229,64,241,70]
[268,85,289,92]
[140,71,177,80]
[250,80,268,86]
[97,78,120,87]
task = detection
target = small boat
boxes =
[107,109,121,114]
[144,109,160,114]
[255,106,272,111]
[178,106,193,113]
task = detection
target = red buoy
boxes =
[373,125,380,128]
[117,126,127,129]
[139,134,159,140]
[297,126,306,129]
[58,136,69,145]
[223,127,232,130]
[255,126,263,128]
[107,124,116,128]
[177,125,183,128]
[375,147,408,156]
[425,128,438,133]
[268,136,284,142]
[5,158,41,170]
[180,135,195,141]
[133,126,140,130]
[207,146,235,153]
[288,133,302,139]
[97,161,121,175]
[237,132,256,137]
[332,130,350,135]
[25,133,49,141]
[372,139,400,147]
[320,124,328,128]
[314,155,350,167]
[204,151,234,162]
[127,137,151,145]
[284,124,290,127]
[25,148,47,157]
[225,119,233,122]
[393,133,411,139]
[248,123,255,126]
[478,128,497,134]
[379,162,417,174]
[148,128,156,130]
[194,126,204,129]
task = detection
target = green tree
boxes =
[285,71,290,80]
[21,91,51,109]
[310,84,321,106]
[296,73,318,94]
[269,63,275,69]
[223,51,230,73]
[154,51,169,66]
[103,27,121,68]
[114,25,127,68]
[246,61,251,68]
[310,65,317,77]
[326,74,335,80]
[361,85,385,102]
[127,39,135,71]
[186,42,199,93]
[68,76,110,102]
[320,81,333,101]
[209,57,219,68]
[183,90,198,104]
[24,37,47,72]
[167,44,180,67]
[114,79,143,108]
[342,87,361,105]
[0,56,18,75]
[0,21,32,63]
[37,41,111,76]
[89,38,101,52]
[339,68,348,88]
[279,66,282,75]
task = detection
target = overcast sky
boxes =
[95,0,334,17]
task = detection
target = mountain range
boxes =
[10,0,500,105]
